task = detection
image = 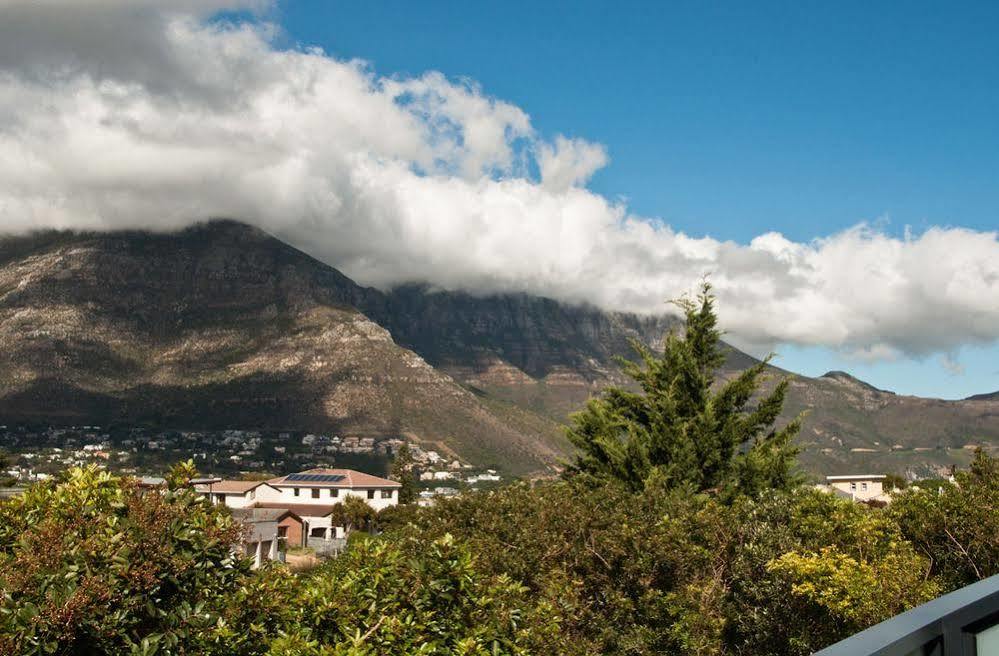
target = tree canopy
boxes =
[567,282,801,496]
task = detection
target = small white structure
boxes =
[817,474,891,503]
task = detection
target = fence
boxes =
[307,537,347,557]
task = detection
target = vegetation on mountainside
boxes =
[1,288,997,655]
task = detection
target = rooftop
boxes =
[825,474,886,481]
[194,480,276,494]
[230,507,299,523]
[268,468,400,489]
[253,502,337,517]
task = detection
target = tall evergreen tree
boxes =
[567,282,801,496]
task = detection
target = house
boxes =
[229,507,298,568]
[193,479,282,509]
[263,468,401,512]
[817,474,891,503]
[195,468,401,556]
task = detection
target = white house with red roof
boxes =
[198,468,401,553]
[261,468,401,511]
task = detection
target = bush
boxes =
[0,466,247,655]
[270,533,565,655]
[890,449,999,589]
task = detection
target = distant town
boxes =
[0,424,503,503]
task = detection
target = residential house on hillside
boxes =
[197,468,400,558]
[228,507,299,568]
[194,479,281,509]
[816,474,891,503]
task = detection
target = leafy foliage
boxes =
[566,282,801,496]
[890,449,999,589]
[269,533,564,655]
[389,443,417,505]
[0,466,246,655]
[329,495,376,536]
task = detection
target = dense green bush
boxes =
[0,466,246,655]
[388,477,987,656]
[268,533,564,655]
[890,448,999,589]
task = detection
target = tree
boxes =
[567,282,801,496]
[390,442,417,505]
[165,458,198,489]
[329,495,376,536]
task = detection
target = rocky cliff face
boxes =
[0,222,567,475]
[0,220,995,477]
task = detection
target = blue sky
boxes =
[271,1,999,399]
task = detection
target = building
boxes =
[818,474,891,503]
[196,468,401,557]
[263,468,401,512]
[194,479,282,509]
[228,507,297,568]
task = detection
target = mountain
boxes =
[0,220,995,478]
[361,288,999,477]
[0,222,567,475]
[966,391,999,401]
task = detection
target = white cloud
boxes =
[0,1,997,361]
[537,135,608,192]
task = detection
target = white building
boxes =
[197,469,401,552]
[817,474,891,503]
[194,479,282,509]
[228,507,283,568]
[261,468,401,512]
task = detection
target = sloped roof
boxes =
[193,480,277,494]
[825,474,886,481]
[267,468,400,489]
[230,507,300,523]
[253,502,337,518]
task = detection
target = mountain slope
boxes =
[0,220,995,478]
[356,285,999,477]
[0,222,567,475]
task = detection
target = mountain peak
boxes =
[820,370,894,395]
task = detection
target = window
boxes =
[311,488,320,499]
[329,488,338,498]
[367,489,375,499]
[293,487,300,497]
[381,490,393,499]
[861,482,868,491]
[850,482,857,491]
[215,493,226,504]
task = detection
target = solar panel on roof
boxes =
[285,473,345,483]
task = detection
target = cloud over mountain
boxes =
[0,0,997,360]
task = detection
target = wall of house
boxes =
[264,485,399,511]
[240,519,279,569]
[277,514,303,548]
[830,479,884,500]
